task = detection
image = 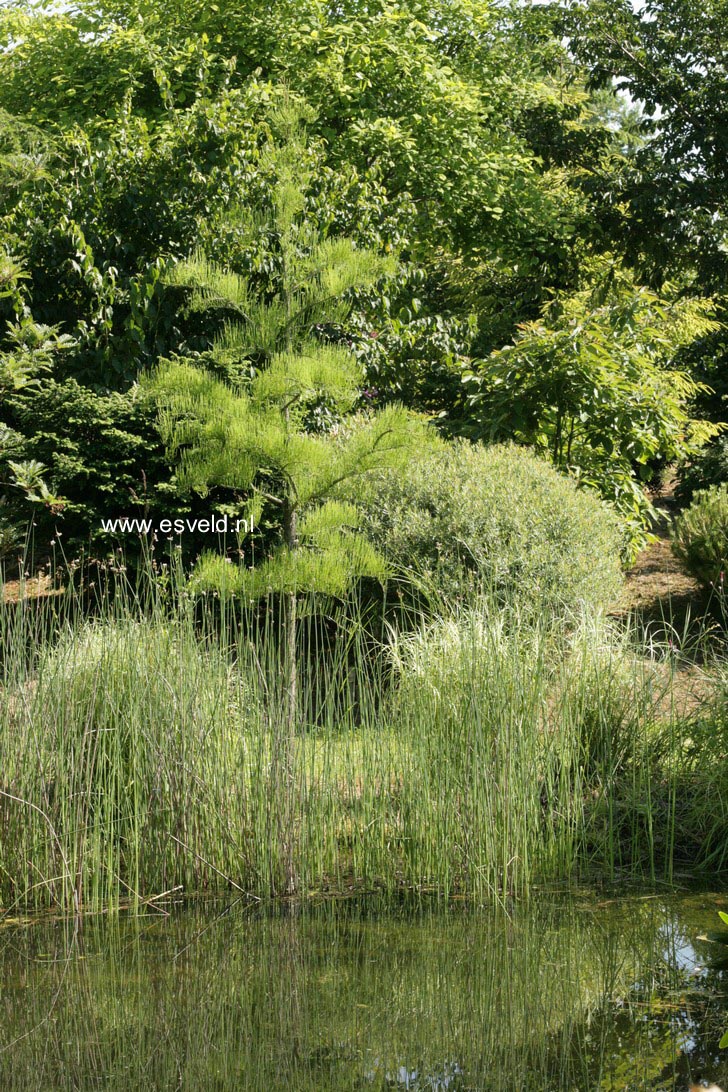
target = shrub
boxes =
[348,440,624,618]
[675,436,728,505]
[3,377,245,565]
[671,483,728,587]
[460,268,720,560]
[5,378,173,554]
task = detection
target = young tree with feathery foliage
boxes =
[146,103,422,892]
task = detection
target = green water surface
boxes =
[1,890,727,1091]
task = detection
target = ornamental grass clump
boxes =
[0,615,260,910]
[551,616,674,879]
[385,603,582,895]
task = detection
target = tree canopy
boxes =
[0,0,724,563]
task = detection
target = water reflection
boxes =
[0,892,727,1091]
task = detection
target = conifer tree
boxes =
[146,103,421,892]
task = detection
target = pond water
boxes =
[1,890,727,1091]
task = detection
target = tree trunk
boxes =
[282,501,298,895]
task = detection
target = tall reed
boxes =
[0,560,724,911]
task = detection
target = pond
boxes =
[1,890,727,1091]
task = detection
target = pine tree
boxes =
[145,103,421,892]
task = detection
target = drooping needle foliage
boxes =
[144,104,423,891]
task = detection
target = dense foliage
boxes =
[676,437,728,505]
[6,0,728,921]
[462,267,719,555]
[0,0,725,571]
[348,439,624,617]
[671,484,728,589]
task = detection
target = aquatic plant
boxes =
[0,560,726,910]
